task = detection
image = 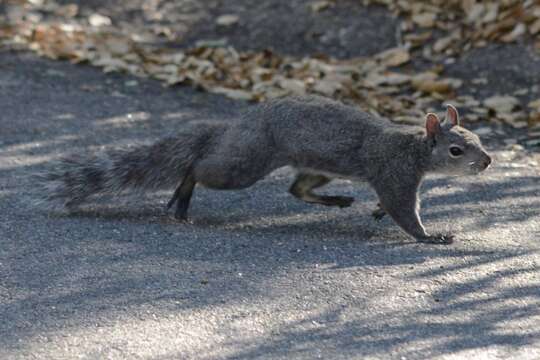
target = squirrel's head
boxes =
[425,104,492,175]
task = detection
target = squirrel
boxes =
[37,96,492,244]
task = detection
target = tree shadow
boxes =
[152,247,540,359]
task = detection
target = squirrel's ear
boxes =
[445,104,460,126]
[425,113,441,138]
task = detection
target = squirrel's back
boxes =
[240,96,413,177]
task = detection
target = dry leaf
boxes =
[466,4,485,24]
[393,115,424,125]
[498,111,528,127]
[375,47,410,67]
[310,1,332,13]
[529,111,540,127]
[210,87,254,100]
[365,72,410,87]
[278,78,306,94]
[313,80,342,96]
[216,15,239,27]
[529,18,540,34]
[412,13,437,28]
[413,80,453,94]
[501,23,526,42]
[484,95,520,114]
[411,71,437,85]
[404,31,432,47]
[89,13,111,27]
[103,36,132,55]
[55,4,79,18]
[528,99,540,111]
[433,35,454,53]
[482,4,499,24]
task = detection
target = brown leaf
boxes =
[529,18,540,35]
[500,23,526,42]
[412,13,437,28]
[404,32,432,47]
[375,47,410,67]
[528,99,540,111]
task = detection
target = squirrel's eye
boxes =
[449,146,464,157]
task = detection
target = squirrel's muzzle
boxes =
[481,152,492,171]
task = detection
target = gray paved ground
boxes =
[2,2,540,357]
[0,49,539,359]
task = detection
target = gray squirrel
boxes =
[38,96,491,244]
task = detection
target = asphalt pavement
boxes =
[0,50,539,359]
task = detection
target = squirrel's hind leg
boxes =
[167,172,196,221]
[289,173,354,208]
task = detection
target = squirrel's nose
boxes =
[483,153,492,169]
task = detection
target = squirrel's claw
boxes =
[173,211,192,223]
[417,233,454,245]
[372,208,386,221]
[372,203,386,221]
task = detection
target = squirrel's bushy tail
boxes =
[36,123,221,208]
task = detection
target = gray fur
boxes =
[36,121,225,208]
[37,96,491,244]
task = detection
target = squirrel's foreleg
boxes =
[372,179,453,245]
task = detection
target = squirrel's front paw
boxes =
[371,208,386,221]
[417,233,454,245]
